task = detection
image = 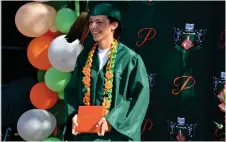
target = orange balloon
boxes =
[30,82,58,109]
[44,30,61,38]
[27,35,54,70]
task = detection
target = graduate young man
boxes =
[64,3,150,141]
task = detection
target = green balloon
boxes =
[55,8,77,33]
[58,92,64,100]
[37,70,46,82]
[45,67,71,92]
[43,137,61,141]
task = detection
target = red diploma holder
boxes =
[76,106,104,133]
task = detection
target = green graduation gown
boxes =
[64,42,150,141]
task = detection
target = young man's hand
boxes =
[72,114,80,135]
[96,117,112,136]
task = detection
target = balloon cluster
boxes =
[15,1,83,141]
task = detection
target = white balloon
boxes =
[48,35,84,72]
[17,109,56,141]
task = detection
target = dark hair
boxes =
[108,16,122,40]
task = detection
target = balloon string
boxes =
[74,0,80,17]
[86,0,89,12]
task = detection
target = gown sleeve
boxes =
[64,55,82,116]
[105,54,150,141]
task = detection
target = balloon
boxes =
[15,2,53,37]
[48,35,84,72]
[49,24,58,32]
[17,109,56,141]
[27,35,54,70]
[55,8,77,33]
[46,5,57,31]
[37,70,46,82]
[48,9,58,33]
[44,30,61,38]
[58,92,64,100]
[45,67,71,92]
[43,137,61,141]
[30,82,58,109]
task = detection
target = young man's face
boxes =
[89,15,118,41]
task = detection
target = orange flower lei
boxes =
[82,39,118,115]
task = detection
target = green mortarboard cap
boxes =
[90,3,121,21]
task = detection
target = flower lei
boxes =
[82,39,118,115]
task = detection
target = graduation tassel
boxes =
[79,0,90,44]
[65,0,89,43]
